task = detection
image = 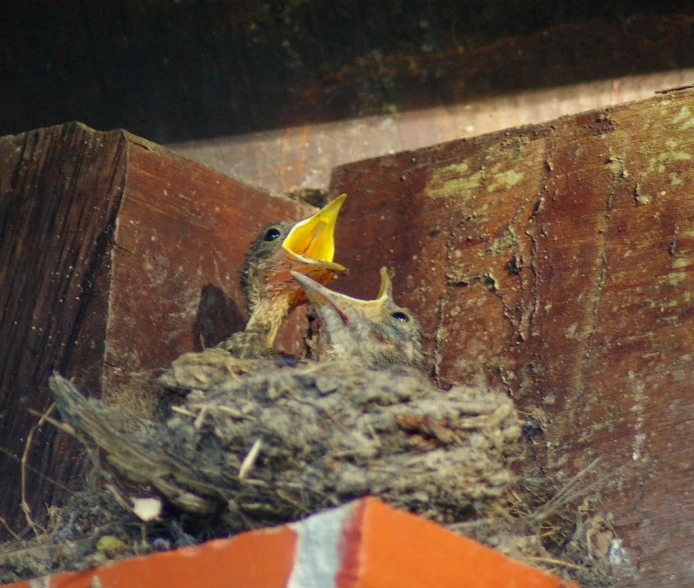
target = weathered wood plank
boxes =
[0,123,127,536]
[329,88,694,587]
[98,136,311,407]
[0,123,310,536]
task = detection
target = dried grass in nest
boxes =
[1,349,618,586]
[451,464,619,587]
[50,349,522,528]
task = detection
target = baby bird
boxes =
[291,267,428,371]
[219,194,347,358]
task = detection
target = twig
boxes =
[21,403,56,538]
[0,446,73,493]
[448,517,493,532]
[171,406,196,417]
[104,483,136,515]
[0,514,21,541]
[274,488,311,513]
[27,409,75,435]
[210,405,246,418]
[523,556,586,571]
[239,439,263,480]
[194,405,210,429]
[528,458,602,524]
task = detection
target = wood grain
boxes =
[329,87,694,587]
[99,135,312,407]
[0,123,311,537]
[173,68,694,195]
[0,122,126,536]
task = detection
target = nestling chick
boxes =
[291,267,428,372]
[219,194,347,358]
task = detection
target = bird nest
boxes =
[0,350,617,586]
[54,349,521,526]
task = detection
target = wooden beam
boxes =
[0,122,310,536]
[3,3,694,143]
[329,87,694,588]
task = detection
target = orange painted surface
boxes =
[2,525,297,588]
[2,498,578,588]
[344,497,579,588]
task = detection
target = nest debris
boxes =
[0,350,618,586]
[53,349,521,526]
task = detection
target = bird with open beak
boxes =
[218,194,347,358]
[291,267,428,372]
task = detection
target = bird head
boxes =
[291,267,428,371]
[242,194,348,314]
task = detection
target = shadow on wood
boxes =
[193,284,247,352]
[3,3,694,142]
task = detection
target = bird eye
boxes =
[264,228,281,242]
[391,311,410,322]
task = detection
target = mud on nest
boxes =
[53,349,521,526]
[0,350,618,586]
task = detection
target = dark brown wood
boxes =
[329,87,694,587]
[0,123,126,538]
[0,123,310,537]
[3,2,694,143]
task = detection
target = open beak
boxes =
[266,194,348,306]
[291,271,353,323]
[282,193,347,271]
[290,267,391,324]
